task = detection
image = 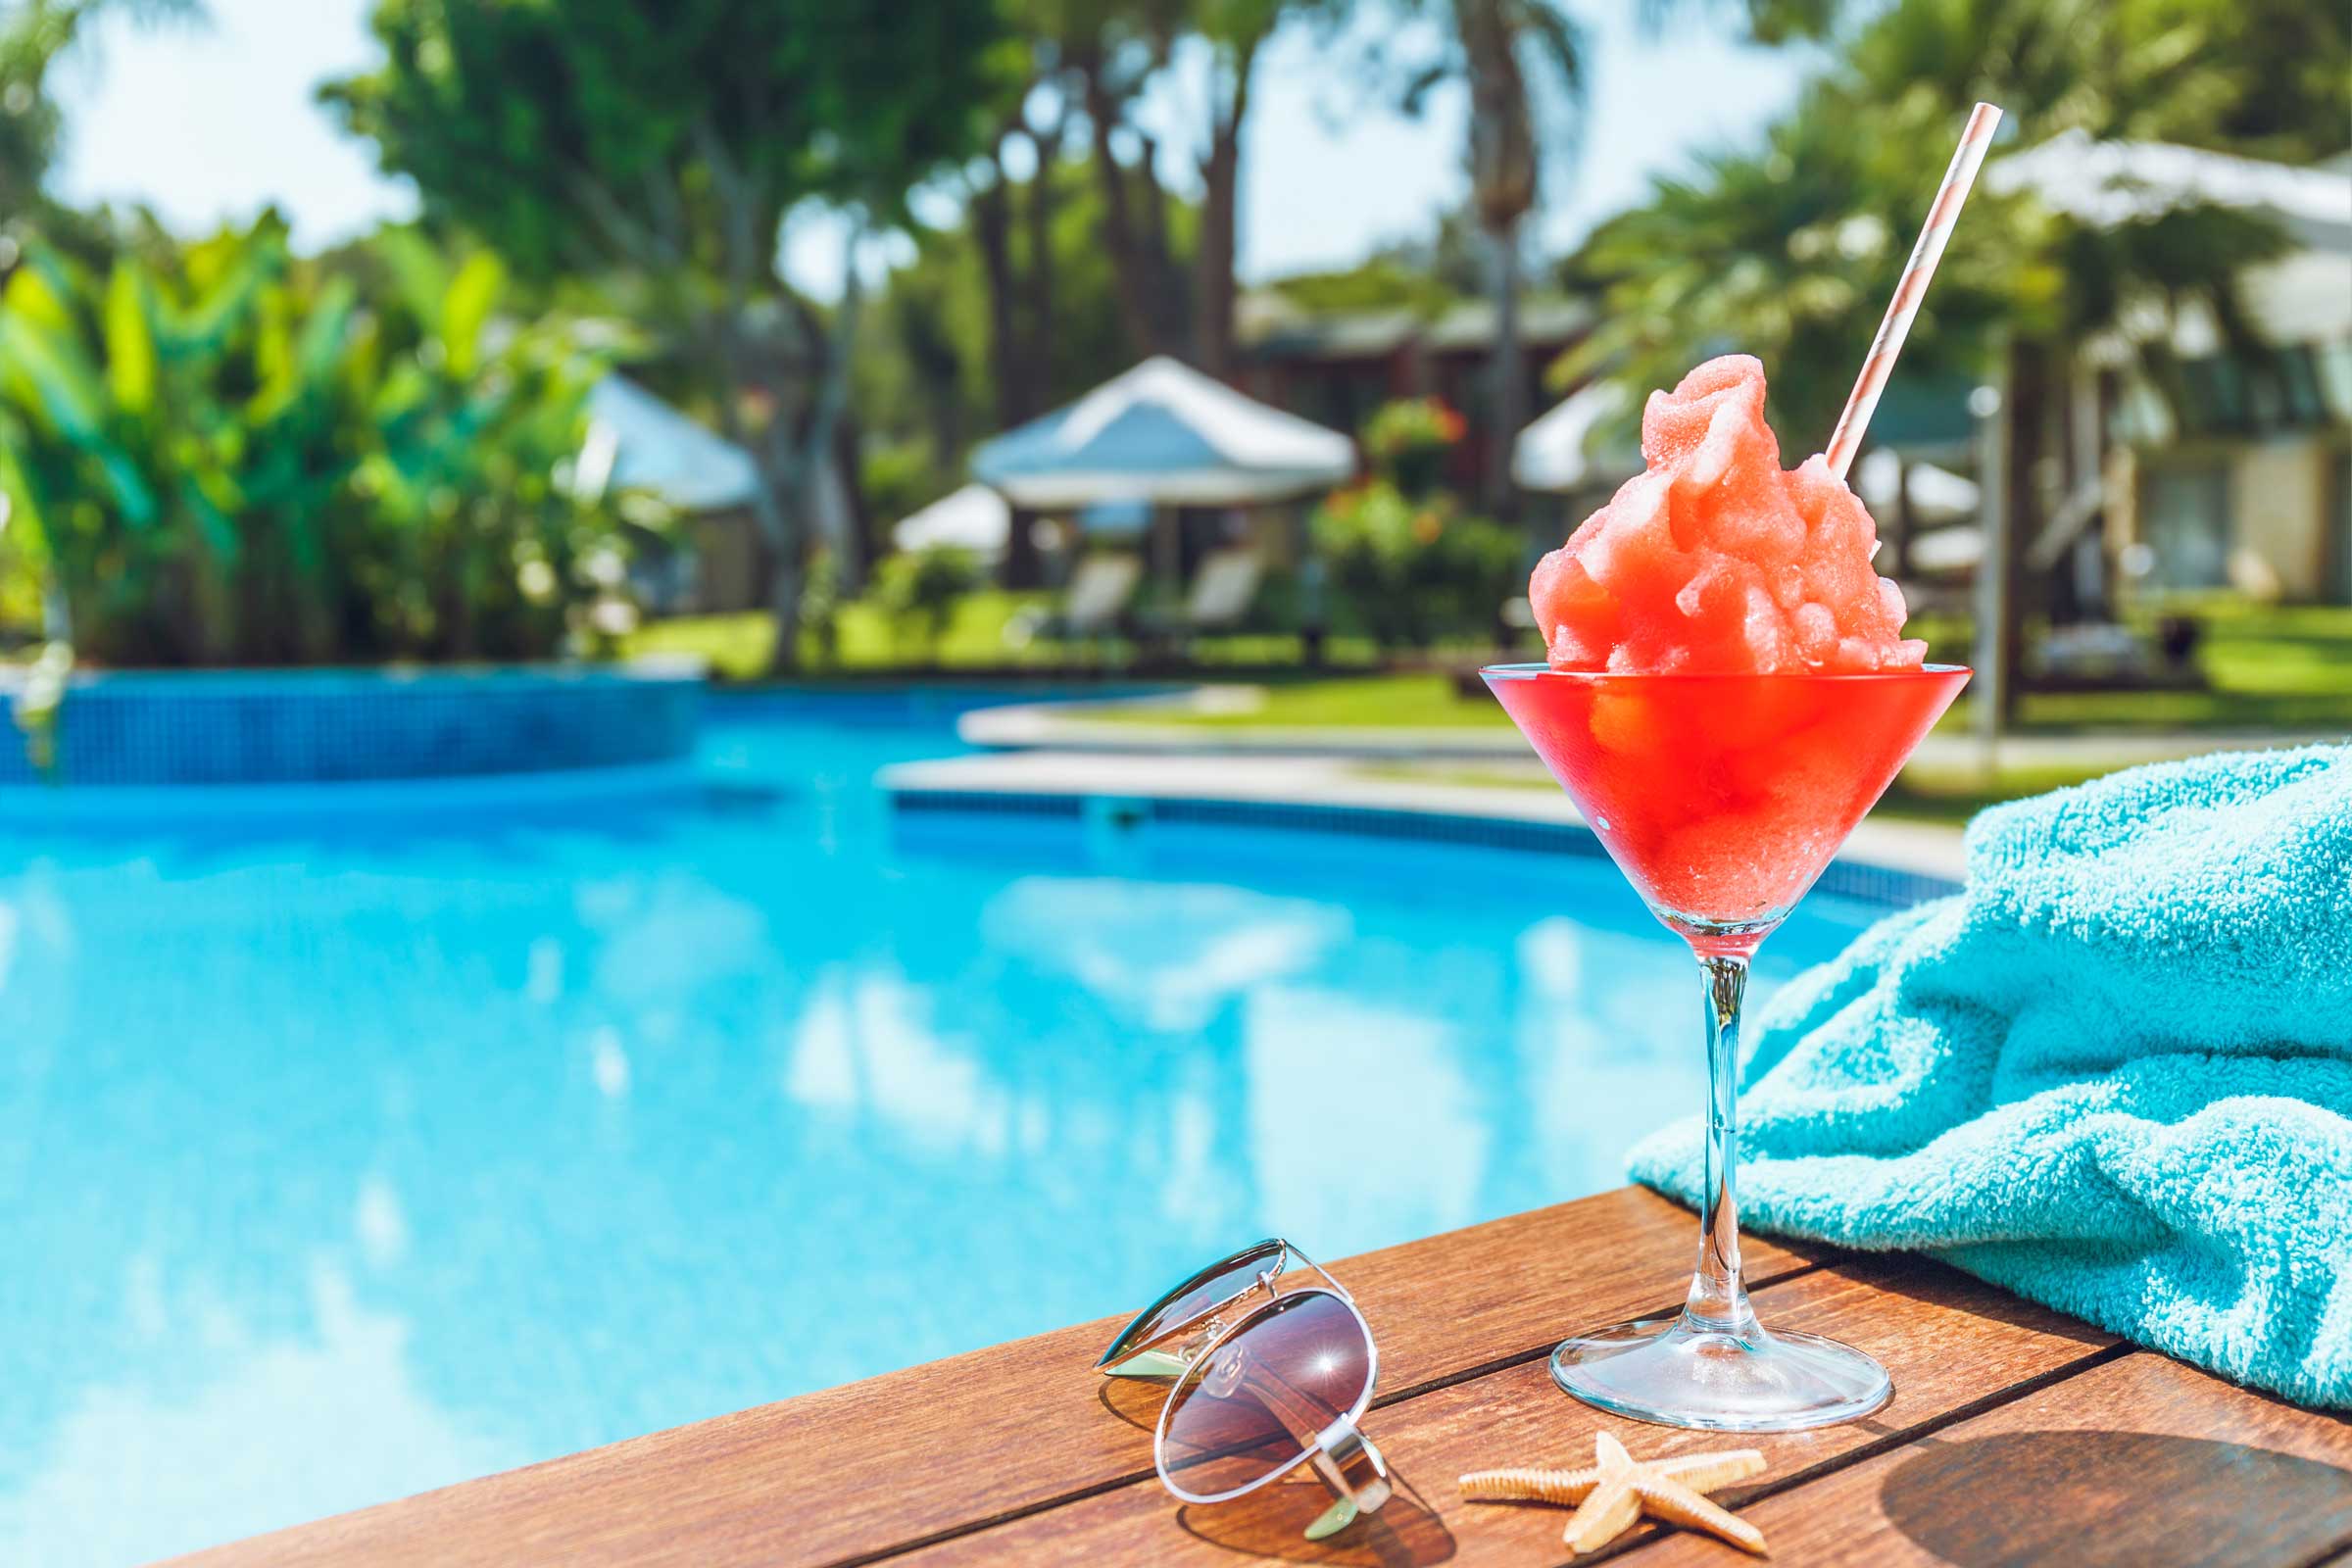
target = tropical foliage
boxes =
[1311,481,1521,649]
[1361,395,1468,492]
[871,546,984,653]
[324,0,1014,671]
[855,159,1142,555]
[1563,0,2344,711]
[1566,0,2344,445]
[0,218,621,664]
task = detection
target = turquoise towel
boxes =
[1631,745,2352,1408]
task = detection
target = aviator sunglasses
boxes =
[1097,1239,1393,1540]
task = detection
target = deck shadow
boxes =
[1098,1374,1167,1431]
[1816,1253,2118,1351]
[1880,1430,2352,1567]
[1178,1471,1456,1566]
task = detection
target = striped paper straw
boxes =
[1824,102,2004,480]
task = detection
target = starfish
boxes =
[1459,1433,1769,1556]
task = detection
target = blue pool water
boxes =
[0,693,1888,1563]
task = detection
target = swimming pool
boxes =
[0,691,1892,1563]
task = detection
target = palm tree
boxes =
[1565,0,2325,715]
[1565,92,2015,455]
[1443,0,1587,518]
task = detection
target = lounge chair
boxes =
[1139,547,1265,653]
[1006,553,1144,657]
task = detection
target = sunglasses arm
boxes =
[1302,1419,1392,1542]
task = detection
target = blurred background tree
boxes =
[323,0,1015,673]
[1563,0,2346,712]
[873,139,1151,590]
[1312,394,1521,649]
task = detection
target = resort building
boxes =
[1231,291,1593,496]
[1991,137,2352,607]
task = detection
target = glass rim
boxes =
[1151,1285,1381,1505]
[1481,660,1972,682]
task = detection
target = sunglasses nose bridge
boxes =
[1200,1336,1248,1397]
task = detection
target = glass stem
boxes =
[1682,953,1759,1338]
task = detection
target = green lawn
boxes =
[629,597,2344,826]
[631,599,2352,749]
[2011,603,2352,732]
[626,592,1050,679]
[1098,603,2352,736]
[624,599,1394,680]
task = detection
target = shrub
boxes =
[871,545,979,653]
[1309,480,1522,650]
[1360,396,1466,493]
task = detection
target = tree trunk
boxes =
[1193,32,1261,381]
[1001,122,1060,590]
[1996,337,2049,723]
[763,516,805,679]
[1078,50,1185,362]
[1133,135,1186,352]
[974,155,1021,424]
[831,415,873,593]
[1891,451,1917,578]
[1021,121,1057,404]
[1455,0,1538,517]
[1484,218,1525,518]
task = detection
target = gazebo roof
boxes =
[971,356,1355,509]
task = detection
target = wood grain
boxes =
[1622,1350,2352,1568]
[172,1188,1823,1568]
[895,1252,2120,1567]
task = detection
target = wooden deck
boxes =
[175,1187,2352,1567]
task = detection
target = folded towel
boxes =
[1631,745,2352,1408]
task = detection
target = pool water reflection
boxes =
[0,693,1886,1562]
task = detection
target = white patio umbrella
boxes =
[1986,129,2352,246]
[578,374,760,512]
[1853,448,1982,525]
[970,356,1354,508]
[1512,381,1639,494]
[892,483,1011,560]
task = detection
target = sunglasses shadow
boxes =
[1098,1374,1170,1432]
[1178,1470,1456,1566]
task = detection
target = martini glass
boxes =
[1484,662,1969,1430]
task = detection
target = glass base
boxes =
[1549,1312,1892,1432]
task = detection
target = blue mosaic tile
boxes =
[0,667,703,786]
[892,789,1088,820]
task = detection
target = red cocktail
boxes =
[1487,665,1970,954]
[1499,97,2001,1427]
[1485,661,1968,1431]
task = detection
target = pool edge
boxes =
[878,754,1965,909]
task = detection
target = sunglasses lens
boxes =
[1102,1241,1286,1369]
[1157,1292,1373,1503]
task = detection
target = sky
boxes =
[51,0,1816,300]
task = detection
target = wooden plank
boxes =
[893,1253,2120,1567]
[1626,1350,2352,1567]
[173,1188,1825,1568]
